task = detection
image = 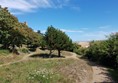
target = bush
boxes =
[84,33,118,68]
[19,48,29,53]
[72,43,86,55]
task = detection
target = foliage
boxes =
[0,6,41,52]
[84,33,118,68]
[39,35,47,50]
[0,6,25,49]
[108,69,118,82]
[45,26,73,57]
[19,48,29,53]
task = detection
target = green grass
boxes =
[108,68,118,82]
[0,49,10,56]
[0,59,75,83]
[0,50,92,83]
[0,57,92,83]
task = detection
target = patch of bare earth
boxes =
[91,64,114,83]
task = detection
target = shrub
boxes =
[84,33,118,68]
[19,48,29,53]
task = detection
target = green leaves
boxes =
[45,26,73,56]
[0,6,41,50]
[85,33,118,68]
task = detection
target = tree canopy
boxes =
[0,6,41,51]
[45,26,73,57]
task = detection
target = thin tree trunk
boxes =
[58,50,61,57]
[49,49,52,58]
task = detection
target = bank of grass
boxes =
[0,58,92,83]
[0,49,10,56]
[108,68,118,82]
[0,48,26,65]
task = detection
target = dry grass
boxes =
[0,49,93,83]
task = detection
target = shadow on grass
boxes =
[30,53,65,58]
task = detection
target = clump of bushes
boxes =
[19,48,29,53]
[84,33,118,68]
[72,43,87,56]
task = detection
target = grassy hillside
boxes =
[0,50,92,83]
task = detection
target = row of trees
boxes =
[0,6,41,52]
[0,6,73,56]
[84,33,118,68]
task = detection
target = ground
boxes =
[0,49,115,83]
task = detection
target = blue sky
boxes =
[0,0,118,41]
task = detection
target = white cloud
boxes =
[61,29,83,33]
[0,0,70,14]
[98,25,111,29]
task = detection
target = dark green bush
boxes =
[84,33,118,68]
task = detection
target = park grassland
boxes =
[0,51,92,83]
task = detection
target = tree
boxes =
[0,6,25,50]
[0,6,41,52]
[45,26,73,57]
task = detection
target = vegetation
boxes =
[45,26,73,57]
[0,57,92,83]
[108,69,118,82]
[0,49,10,56]
[0,5,118,83]
[84,33,118,68]
[0,6,42,52]
[72,43,87,55]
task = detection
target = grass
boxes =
[0,49,10,56]
[0,59,72,83]
[108,68,118,82]
[0,48,26,65]
[0,58,92,83]
[0,49,92,83]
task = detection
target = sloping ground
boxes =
[0,50,93,83]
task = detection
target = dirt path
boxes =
[65,52,114,83]
[0,52,37,67]
[92,64,114,83]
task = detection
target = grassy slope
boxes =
[0,49,27,65]
[0,50,92,83]
[0,49,10,56]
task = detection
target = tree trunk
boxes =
[2,44,9,49]
[49,49,52,58]
[58,50,61,57]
